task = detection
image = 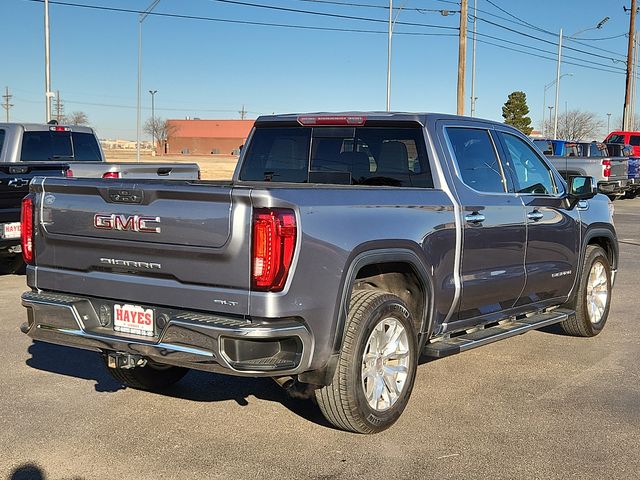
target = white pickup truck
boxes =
[0,122,199,180]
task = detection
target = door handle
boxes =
[465,212,486,224]
[527,210,544,221]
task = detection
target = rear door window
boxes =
[564,143,580,157]
[0,129,5,156]
[533,140,554,155]
[630,135,640,146]
[446,127,507,193]
[589,143,607,157]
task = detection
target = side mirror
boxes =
[567,175,597,202]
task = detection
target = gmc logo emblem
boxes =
[94,214,161,233]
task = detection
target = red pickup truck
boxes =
[605,131,640,155]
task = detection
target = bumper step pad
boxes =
[423,308,574,358]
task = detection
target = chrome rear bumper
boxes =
[21,291,314,376]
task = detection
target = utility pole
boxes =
[623,0,637,131]
[457,0,468,115]
[239,105,247,120]
[469,0,478,117]
[44,0,52,122]
[54,90,64,123]
[607,113,612,132]
[2,87,13,122]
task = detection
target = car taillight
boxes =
[252,208,297,291]
[65,168,74,177]
[21,196,34,264]
[102,171,120,179]
[602,159,611,178]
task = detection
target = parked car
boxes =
[0,123,200,180]
[535,139,628,198]
[605,142,640,198]
[20,112,618,434]
[604,131,640,156]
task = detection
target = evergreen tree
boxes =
[502,91,533,135]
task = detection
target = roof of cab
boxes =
[254,111,504,127]
[0,122,96,134]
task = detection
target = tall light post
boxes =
[548,106,554,131]
[149,90,157,153]
[607,112,612,133]
[44,0,52,122]
[542,73,572,136]
[136,0,161,162]
[553,17,609,139]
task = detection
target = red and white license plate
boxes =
[113,303,155,337]
[3,222,21,239]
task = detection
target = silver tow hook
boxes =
[106,352,148,369]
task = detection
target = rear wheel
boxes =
[103,357,188,390]
[315,289,418,434]
[561,245,612,337]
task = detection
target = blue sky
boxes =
[0,0,631,139]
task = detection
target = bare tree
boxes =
[63,111,89,126]
[144,117,178,153]
[544,110,604,141]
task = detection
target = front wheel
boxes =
[315,289,418,434]
[561,245,612,337]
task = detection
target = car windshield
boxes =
[20,131,102,161]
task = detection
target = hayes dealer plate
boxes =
[2,222,21,239]
[113,303,155,337]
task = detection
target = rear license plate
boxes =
[3,222,21,239]
[114,303,155,337]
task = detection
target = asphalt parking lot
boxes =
[1,199,639,480]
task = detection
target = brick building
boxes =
[163,119,254,155]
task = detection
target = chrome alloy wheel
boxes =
[361,317,410,412]
[586,260,609,325]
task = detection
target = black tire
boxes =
[315,289,418,434]
[561,245,612,337]
[0,255,25,275]
[103,357,188,390]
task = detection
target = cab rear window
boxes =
[20,131,102,161]
[239,126,433,187]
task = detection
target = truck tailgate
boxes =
[30,177,251,314]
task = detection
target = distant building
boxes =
[164,119,254,155]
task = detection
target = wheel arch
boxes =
[298,244,435,386]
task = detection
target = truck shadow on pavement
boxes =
[25,341,332,428]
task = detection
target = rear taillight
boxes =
[65,168,74,177]
[252,208,297,291]
[102,171,120,179]
[602,159,612,178]
[21,196,34,264]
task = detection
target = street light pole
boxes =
[136,0,161,163]
[542,73,572,137]
[149,90,157,153]
[607,113,612,133]
[44,0,52,122]
[553,17,609,139]
[548,106,554,130]
[553,28,562,139]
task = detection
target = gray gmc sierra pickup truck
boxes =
[20,113,618,433]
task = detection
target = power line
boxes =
[22,0,458,35]
[291,0,459,14]
[206,0,459,30]
[474,14,626,63]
